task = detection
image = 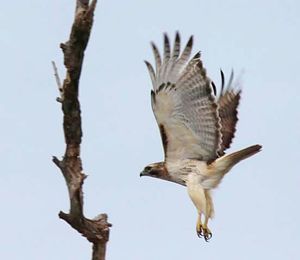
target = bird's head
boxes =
[140,162,166,179]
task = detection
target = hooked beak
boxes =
[140,170,148,177]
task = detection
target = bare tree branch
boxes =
[53,1,111,259]
[51,61,63,102]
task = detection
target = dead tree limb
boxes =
[52,1,111,259]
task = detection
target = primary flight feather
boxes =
[141,32,262,241]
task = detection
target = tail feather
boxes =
[214,144,262,173]
[226,144,262,165]
[203,145,262,189]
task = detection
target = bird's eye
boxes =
[144,166,151,171]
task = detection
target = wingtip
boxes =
[150,41,157,50]
[220,68,225,79]
[220,69,225,93]
[163,32,170,43]
[187,35,193,47]
[228,69,234,88]
[175,31,180,44]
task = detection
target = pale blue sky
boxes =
[1,0,300,259]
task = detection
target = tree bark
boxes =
[52,1,111,259]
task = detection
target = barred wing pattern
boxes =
[145,33,222,161]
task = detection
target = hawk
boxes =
[140,32,262,241]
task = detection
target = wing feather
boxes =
[216,70,241,155]
[163,33,171,61]
[172,32,181,59]
[144,61,155,87]
[146,33,222,161]
[151,42,162,74]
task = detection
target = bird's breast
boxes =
[166,159,208,186]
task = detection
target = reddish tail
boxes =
[226,144,262,166]
[214,144,262,173]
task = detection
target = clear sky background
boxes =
[1,0,299,259]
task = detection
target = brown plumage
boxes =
[141,32,262,241]
[216,70,241,155]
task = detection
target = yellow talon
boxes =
[202,226,212,242]
[196,217,212,241]
[196,220,203,237]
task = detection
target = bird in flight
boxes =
[140,32,262,241]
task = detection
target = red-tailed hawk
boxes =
[140,32,262,241]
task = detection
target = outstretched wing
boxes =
[145,33,222,161]
[213,71,241,155]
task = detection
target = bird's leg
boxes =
[196,213,204,237]
[196,213,212,241]
[198,191,213,241]
[202,215,212,242]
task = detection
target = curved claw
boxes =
[196,227,202,237]
[204,231,212,242]
[197,224,212,241]
[197,223,206,238]
[197,229,203,238]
